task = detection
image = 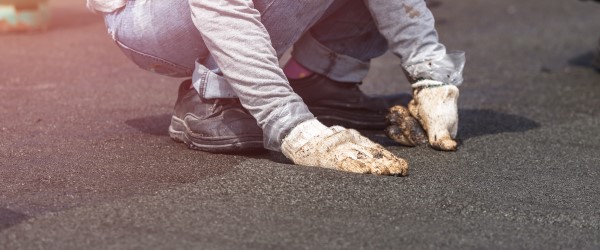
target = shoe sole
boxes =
[168,116,264,153]
[309,106,387,130]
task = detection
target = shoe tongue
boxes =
[212,98,238,105]
[209,99,231,114]
[209,98,251,116]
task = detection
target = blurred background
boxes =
[0,0,50,32]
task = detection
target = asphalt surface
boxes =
[1,0,599,249]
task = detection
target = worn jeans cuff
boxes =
[192,61,238,99]
[292,32,370,83]
[263,101,315,151]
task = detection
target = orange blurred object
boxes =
[0,0,50,32]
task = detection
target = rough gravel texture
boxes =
[1,0,599,249]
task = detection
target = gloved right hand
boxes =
[408,81,459,151]
[385,80,459,151]
[281,119,409,176]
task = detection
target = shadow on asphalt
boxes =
[125,114,172,136]
[0,208,29,232]
[245,151,294,165]
[568,51,599,70]
[365,109,540,147]
[123,109,539,161]
[458,109,540,140]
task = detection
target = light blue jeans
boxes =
[102,0,463,151]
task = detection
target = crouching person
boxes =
[88,0,465,176]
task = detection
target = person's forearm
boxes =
[188,0,313,150]
[365,0,464,85]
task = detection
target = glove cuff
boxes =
[281,119,330,159]
[411,79,448,89]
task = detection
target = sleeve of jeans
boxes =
[364,0,465,85]
[187,0,314,151]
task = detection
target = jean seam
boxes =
[292,33,370,82]
[115,40,193,74]
[261,0,276,15]
[200,70,209,98]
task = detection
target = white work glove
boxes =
[407,80,459,151]
[281,119,409,176]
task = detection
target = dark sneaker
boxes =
[289,74,411,129]
[169,80,264,153]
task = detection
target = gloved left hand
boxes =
[282,119,409,176]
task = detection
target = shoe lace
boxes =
[209,98,250,117]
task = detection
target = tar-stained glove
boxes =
[385,105,429,147]
[282,119,409,176]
